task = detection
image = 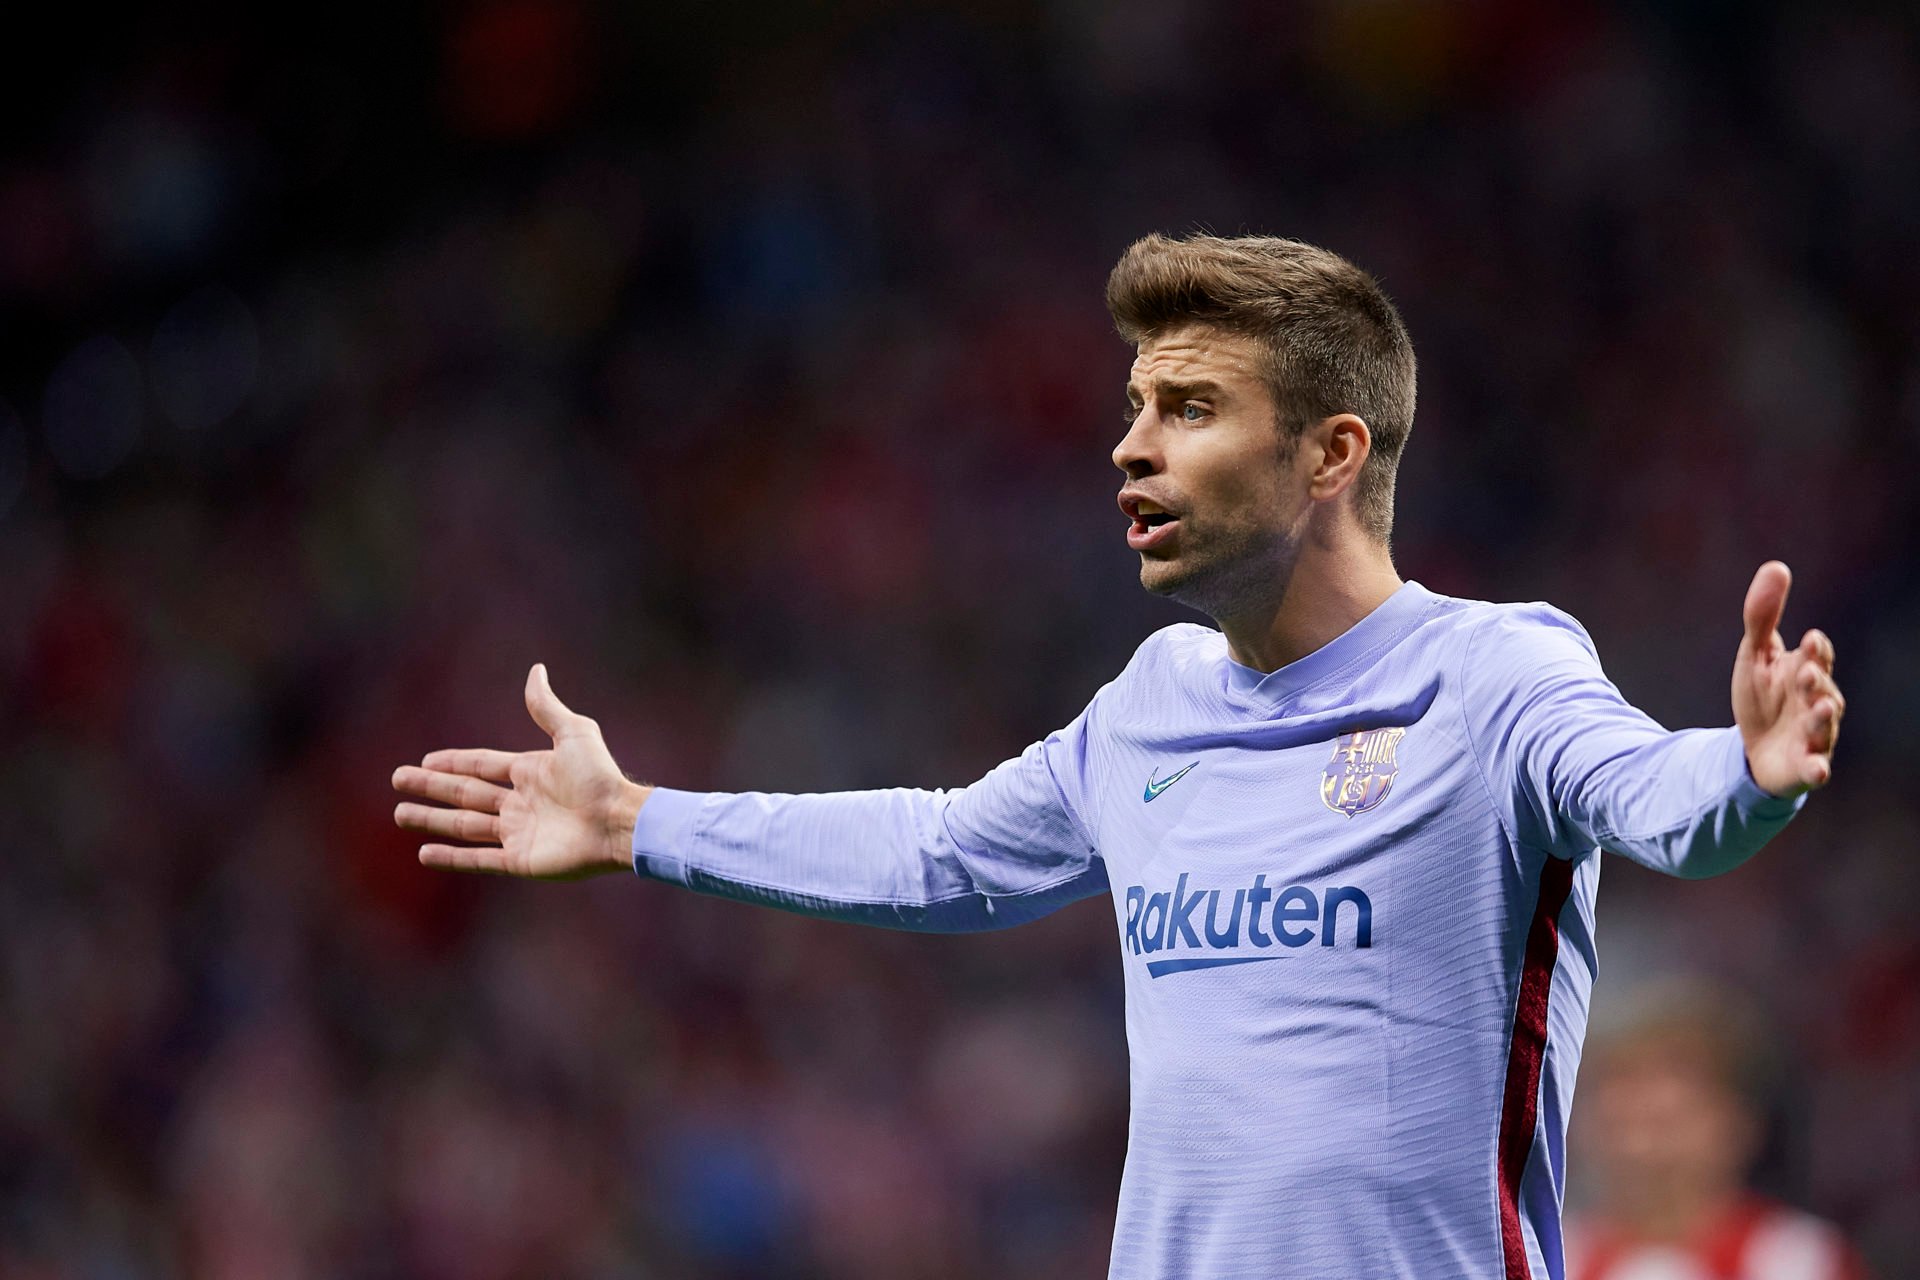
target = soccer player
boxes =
[1564,983,1867,1279]
[391,233,1846,1280]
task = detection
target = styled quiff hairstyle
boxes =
[1106,233,1417,544]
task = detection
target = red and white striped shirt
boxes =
[1566,1198,1867,1280]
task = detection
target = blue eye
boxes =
[1183,403,1206,422]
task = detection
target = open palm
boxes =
[1732,561,1845,798]
[392,664,647,879]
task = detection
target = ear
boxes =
[1307,413,1372,501]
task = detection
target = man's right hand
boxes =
[392,663,650,879]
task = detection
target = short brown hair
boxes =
[1106,233,1417,543]
[1584,980,1776,1105]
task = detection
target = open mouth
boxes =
[1126,510,1180,551]
[1119,492,1182,551]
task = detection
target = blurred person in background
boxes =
[1566,983,1868,1280]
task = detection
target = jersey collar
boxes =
[1221,580,1438,706]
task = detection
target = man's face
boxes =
[1114,324,1310,616]
[1582,1046,1757,1215]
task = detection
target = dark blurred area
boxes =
[2,1,1916,1276]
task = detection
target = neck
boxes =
[1612,1179,1745,1243]
[1214,531,1403,673]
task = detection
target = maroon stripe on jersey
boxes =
[1497,855,1576,1280]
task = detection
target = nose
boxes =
[1113,409,1159,480]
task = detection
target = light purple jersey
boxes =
[631,581,1804,1280]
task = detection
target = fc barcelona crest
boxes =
[1320,728,1406,817]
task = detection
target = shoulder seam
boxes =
[1318,596,1449,693]
[1458,605,1527,853]
[1039,727,1101,859]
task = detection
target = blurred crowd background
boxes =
[3,0,1917,1276]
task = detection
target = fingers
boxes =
[1801,678,1845,754]
[525,663,589,740]
[418,843,515,876]
[420,748,518,783]
[392,765,509,813]
[1791,655,1843,786]
[394,801,501,844]
[1741,560,1790,652]
[1801,705,1835,785]
[1805,694,1840,742]
[1798,628,1835,674]
[1797,662,1846,720]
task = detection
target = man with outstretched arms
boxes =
[393,234,1845,1280]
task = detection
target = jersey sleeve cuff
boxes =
[630,786,707,882]
[1724,725,1808,822]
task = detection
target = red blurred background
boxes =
[2,1,1916,1275]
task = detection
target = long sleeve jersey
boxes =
[629,580,1805,1280]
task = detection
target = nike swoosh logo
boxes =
[1143,761,1199,802]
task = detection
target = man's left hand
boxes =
[1734,561,1844,798]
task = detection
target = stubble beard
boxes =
[1139,516,1302,624]
[1137,430,1306,624]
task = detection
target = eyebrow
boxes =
[1126,377,1227,403]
